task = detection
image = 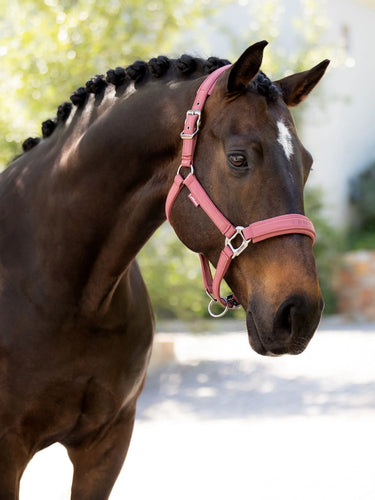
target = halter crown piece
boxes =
[165,65,316,318]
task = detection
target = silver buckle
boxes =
[180,110,202,139]
[225,226,250,258]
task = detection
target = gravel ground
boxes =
[20,318,375,499]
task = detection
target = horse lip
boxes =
[246,310,268,356]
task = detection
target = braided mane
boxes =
[21,54,279,154]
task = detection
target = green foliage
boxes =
[138,225,208,320]
[304,187,344,314]
[224,0,332,76]
[350,161,375,227]
[346,161,375,250]
[0,0,229,167]
[347,232,375,251]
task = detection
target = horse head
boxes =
[168,41,328,356]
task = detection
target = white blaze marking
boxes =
[277,120,294,161]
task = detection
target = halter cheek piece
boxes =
[165,65,316,318]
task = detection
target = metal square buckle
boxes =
[180,110,202,139]
[225,226,250,258]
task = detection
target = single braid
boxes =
[41,119,57,138]
[22,137,40,152]
[148,56,170,78]
[57,102,72,122]
[70,87,88,106]
[85,75,108,94]
[106,67,126,87]
[176,54,197,75]
[125,61,149,83]
[205,56,231,73]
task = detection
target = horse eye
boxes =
[228,153,248,169]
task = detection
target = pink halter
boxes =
[165,65,316,317]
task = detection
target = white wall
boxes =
[302,0,375,226]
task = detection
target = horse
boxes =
[0,41,328,499]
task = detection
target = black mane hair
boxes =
[250,71,280,102]
[21,54,279,153]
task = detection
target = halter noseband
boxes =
[165,65,316,317]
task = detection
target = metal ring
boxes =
[177,164,194,176]
[208,298,229,318]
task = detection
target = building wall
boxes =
[303,0,375,226]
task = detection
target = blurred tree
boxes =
[304,187,344,314]
[138,224,245,320]
[0,0,229,166]
[347,160,375,249]
[138,225,210,320]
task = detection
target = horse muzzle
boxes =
[246,293,324,356]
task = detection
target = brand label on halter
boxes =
[188,193,200,207]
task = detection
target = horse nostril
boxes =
[273,296,306,341]
[278,303,293,332]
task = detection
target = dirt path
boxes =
[21,318,375,499]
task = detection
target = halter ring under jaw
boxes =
[207,293,229,318]
[165,65,316,318]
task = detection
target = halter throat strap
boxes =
[165,65,316,317]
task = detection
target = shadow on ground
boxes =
[138,359,375,420]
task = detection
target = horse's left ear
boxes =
[227,40,269,94]
[274,59,330,107]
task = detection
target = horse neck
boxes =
[62,77,201,316]
[77,79,198,246]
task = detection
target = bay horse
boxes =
[0,41,328,499]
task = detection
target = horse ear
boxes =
[227,40,269,94]
[274,59,330,107]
